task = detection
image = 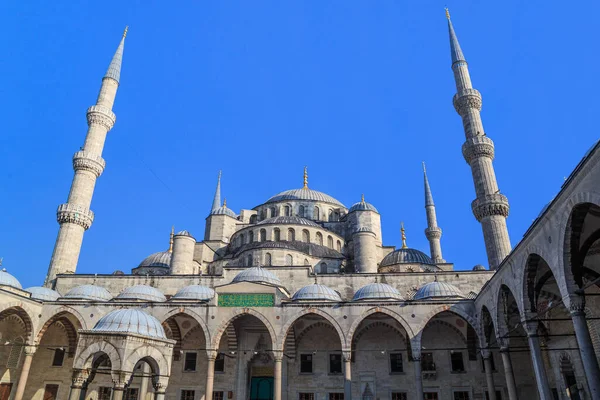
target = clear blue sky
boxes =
[1,2,599,288]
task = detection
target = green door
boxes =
[250,377,274,400]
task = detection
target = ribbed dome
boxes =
[115,285,166,302]
[0,269,22,289]
[292,284,342,301]
[176,230,194,237]
[380,248,434,267]
[353,283,403,301]
[172,285,215,301]
[414,281,464,300]
[92,309,166,339]
[232,267,282,286]
[63,285,112,301]
[210,206,237,218]
[27,287,61,301]
[257,216,320,227]
[265,188,345,208]
[138,251,172,269]
[349,201,378,213]
[472,265,486,271]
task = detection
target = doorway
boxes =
[0,383,12,400]
[249,377,273,400]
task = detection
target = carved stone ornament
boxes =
[86,105,116,131]
[71,369,89,388]
[56,203,95,230]
[569,295,586,316]
[453,88,482,115]
[462,136,495,164]
[471,194,510,221]
[425,226,442,240]
[72,151,106,177]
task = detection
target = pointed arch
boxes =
[346,307,414,346]
[413,305,480,345]
[159,308,211,348]
[277,308,346,351]
[0,303,35,343]
[211,309,277,350]
[73,340,122,371]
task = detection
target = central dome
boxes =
[380,248,434,267]
[265,188,345,208]
[257,216,320,227]
[92,309,166,339]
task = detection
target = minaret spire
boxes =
[45,29,127,287]
[423,163,444,263]
[446,11,511,269]
[211,171,222,212]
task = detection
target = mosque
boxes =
[1,11,600,400]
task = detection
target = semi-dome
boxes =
[115,285,166,302]
[265,188,345,208]
[27,286,61,301]
[292,284,342,301]
[414,281,464,300]
[232,267,282,286]
[257,216,320,227]
[348,197,378,213]
[92,309,166,339]
[353,283,403,301]
[380,248,434,267]
[63,285,112,301]
[172,285,215,301]
[0,269,22,289]
[210,205,237,218]
[137,251,172,269]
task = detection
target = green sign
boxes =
[218,293,274,307]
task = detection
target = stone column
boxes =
[139,363,150,400]
[69,369,89,400]
[112,386,126,400]
[343,351,352,400]
[152,376,168,400]
[499,346,518,400]
[273,352,283,400]
[481,350,496,400]
[13,345,36,400]
[570,297,600,400]
[412,357,423,400]
[205,351,217,400]
[524,320,552,400]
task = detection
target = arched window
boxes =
[337,240,342,252]
[288,228,295,242]
[327,235,334,248]
[328,209,333,221]
[239,234,245,247]
[248,231,254,243]
[286,254,293,266]
[270,207,277,218]
[247,254,253,266]
[274,228,281,242]
[260,229,267,242]
[302,229,310,243]
[264,253,272,267]
[304,258,310,266]
[314,206,320,220]
[299,205,305,218]
[284,205,291,217]
[316,232,323,246]
[319,262,327,274]
[250,215,257,224]
[260,209,266,220]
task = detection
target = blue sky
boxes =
[1,1,598,288]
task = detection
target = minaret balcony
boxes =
[86,105,116,130]
[56,203,95,230]
[453,88,482,115]
[72,151,106,177]
[462,136,495,163]
[471,194,510,221]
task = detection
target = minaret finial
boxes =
[401,222,408,249]
[169,226,174,253]
[303,166,308,189]
[123,26,129,38]
[223,198,227,208]
[361,193,365,203]
[445,7,450,20]
[211,171,222,213]
[446,9,466,66]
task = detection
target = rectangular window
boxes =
[43,384,59,400]
[213,391,224,400]
[391,393,407,400]
[424,393,438,400]
[184,352,197,372]
[299,393,315,400]
[421,352,435,371]
[300,354,313,373]
[453,392,470,400]
[215,353,225,373]
[450,352,465,372]
[328,394,344,400]
[390,353,403,373]
[180,390,195,400]
[99,387,112,400]
[125,388,139,400]
[52,348,65,367]
[485,391,502,400]
[329,354,342,374]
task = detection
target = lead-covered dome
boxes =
[380,248,434,267]
[137,251,172,269]
[0,269,22,289]
[210,205,237,218]
[172,285,215,301]
[92,309,166,339]
[265,188,345,208]
[257,216,320,227]
[115,285,166,302]
[414,281,464,300]
[27,286,61,301]
[292,284,342,301]
[353,283,403,301]
[232,267,282,286]
[348,197,378,213]
[63,285,112,301]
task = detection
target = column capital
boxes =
[272,350,283,362]
[206,349,218,361]
[112,371,129,391]
[480,349,492,359]
[569,294,586,316]
[71,369,89,388]
[342,350,352,362]
[23,345,37,356]
[152,376,169,394]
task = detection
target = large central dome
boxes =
[265,188,345,208]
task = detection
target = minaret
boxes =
[446,10,511,269]
[44,28,128,287]
[422,163,444,263]
[211,170,222,213]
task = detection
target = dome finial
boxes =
[223,198,227,207]
[169,226,174,253]
[401,222,408,249]
[361,193,365,203]
[303,166,308,189]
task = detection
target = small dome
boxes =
[138,251,172,269]
[176,230,194,237]
[353,283,403,301]
[472,265,486,271]
[264,188,345,208]
[26,287,61,301]
[0,269,22,289]
[210,206,237,218]
[257,216,320,227]
[116,285,166,302]
[414,281,464,300]
[292,284,342,301]
[349,200,378,213]
[232,267,282,286]
[92,309,166,339]
[380,248,434,267]
[172,285,215,301]
[63,285,112,302]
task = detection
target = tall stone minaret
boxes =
[446,10,511,269]
[211,170,222,213]
[423,163,444,263]
[45,28,127,287]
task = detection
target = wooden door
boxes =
[43,384,59,400]
[0,383,12,400]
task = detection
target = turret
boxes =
[204,172,238,243]
[45,28,128,288]
[423,163,444,263]
[349,195,381,273]
[171,230,197,275]
[446,10,511,269]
